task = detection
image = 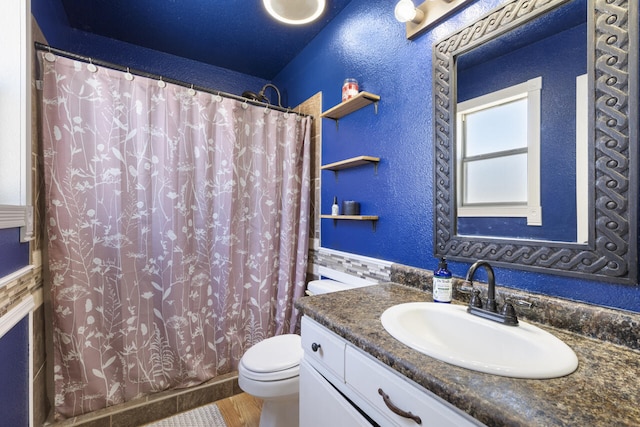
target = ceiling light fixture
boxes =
[395,0,471,40]
[263,0,326,25]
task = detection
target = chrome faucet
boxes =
[465,260,518,326]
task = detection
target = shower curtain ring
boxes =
[158,77,166,88]
[125,67,134,81]
[44,46,56,63]
[188,84,196,96]
[242,99,249,109]
[87,58,98,73]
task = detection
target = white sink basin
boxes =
[381,302,578,379]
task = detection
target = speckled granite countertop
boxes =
[296,283,640,427]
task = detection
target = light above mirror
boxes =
[432,0,638,283]
[395,0,471,40]
[394,0,424,24]
[263,0,326,25]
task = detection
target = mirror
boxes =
[433,0,638,283]
[456,0,587,243]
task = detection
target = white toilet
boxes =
[237,276,374,427]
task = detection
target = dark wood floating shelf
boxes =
[321,156,380,172]
[321,92,381,120]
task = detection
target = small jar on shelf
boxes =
[342,78,359,102]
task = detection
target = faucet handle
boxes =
[458,280,474,294]
[500,302,519,326]
[505,298,534,311]
[469,288,483,308]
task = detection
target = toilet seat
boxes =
[240,361,300,381]
[239,334,302,381]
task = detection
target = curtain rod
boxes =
[34,42,311,118]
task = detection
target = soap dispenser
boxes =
[433,258,452,303]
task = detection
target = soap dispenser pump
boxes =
[433,257,452,303]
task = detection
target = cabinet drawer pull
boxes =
[311,342,321,352]
[378,388,422,425]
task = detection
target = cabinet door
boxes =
[300,359,373,427]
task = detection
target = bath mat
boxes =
[143,402,227,427]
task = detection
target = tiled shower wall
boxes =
[298,91,322,242]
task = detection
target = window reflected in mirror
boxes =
[457,78,541,228]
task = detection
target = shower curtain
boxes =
[40,53,311,419]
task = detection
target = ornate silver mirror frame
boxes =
[433,0,638,284]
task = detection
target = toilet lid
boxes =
[241,334,302,373]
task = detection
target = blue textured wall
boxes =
[0,228,29,278]
[274,0,640,312]
[0,318,29,426]
[31,0,269,97]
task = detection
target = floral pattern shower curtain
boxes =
[41,53,311,419]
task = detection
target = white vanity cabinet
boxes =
[300,317,482,427]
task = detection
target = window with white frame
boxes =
[456,77,542,226]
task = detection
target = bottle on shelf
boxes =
[331,196,339,216]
